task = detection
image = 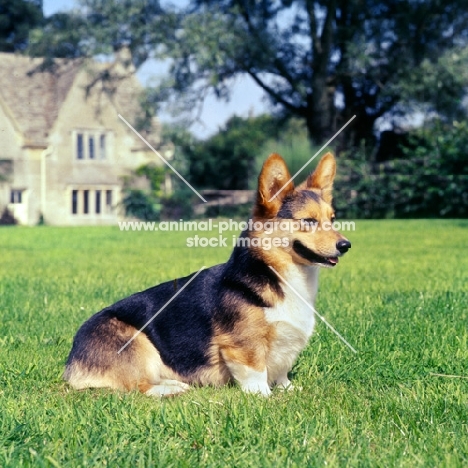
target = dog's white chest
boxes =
[264,266,319,382]
[265,265,318,335]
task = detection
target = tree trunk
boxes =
[305,0,337,145]
[305,83,336,145]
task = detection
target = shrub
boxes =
[0,207,17,225]
[120,164,166,221]
[334,121,468,218]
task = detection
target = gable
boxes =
[0,52,161,151]
[0,53,80,146]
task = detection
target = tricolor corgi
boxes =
[64,152,351,396]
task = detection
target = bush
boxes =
[120,163,166,221]
[249,118,468,219]
[121,189,161,221]
[160,185,195,219]
[0,207,17,225]
[186,115,284,190]
[334,121,468,219]
[251,118,333,188]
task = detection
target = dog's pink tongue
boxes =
[329,257,339,265]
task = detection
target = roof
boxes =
[0,52,161,148]
[0,53,80,146]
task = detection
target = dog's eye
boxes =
[301,218,318,226]
[331,215,336,223]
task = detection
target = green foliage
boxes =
[0,0,43,52]
[134,163,166,193]
[36,213,46,226]
[403,120,468,176]
[333,122,468,219]
[395,47,468,121]
[157,0,468,144]
[0,222,467,465]
[163,114,467,219]
[30,0,172,65]
[31,0,468,146]
[121,163,166,221]
[29,12,88,59]
[251,118,331,188]
[155,125,198,219]
[161,185,195,220]
[0,207,17,225]
[121,189,161,221]
[120,132,198,220]
[204,203,252,219]
[183,114,283,189]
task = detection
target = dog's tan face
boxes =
[253,152,351,267]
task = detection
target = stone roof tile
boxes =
[0,52,80,146]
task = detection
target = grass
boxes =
[1,219,467,467]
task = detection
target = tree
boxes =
[30,0,468,146]
[29,0,172,64]
[0,0,43,52]
[178,114,283,189]
[29,13,88,59]
[166,0,468,145]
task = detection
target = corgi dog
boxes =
[64,152,351,397]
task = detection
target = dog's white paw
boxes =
[242,381,271,397]
[275,375,301,392]
[145,380,190,397]
[228,365,271,396]
[277,380,294,391]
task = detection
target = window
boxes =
[71,188,113,215]
[10,189,23,204]
[77,134,84,159]
[75,131,108,160]
[95,190,101,214]
[106,190,112,213]
[89,136,95,159]
[99,134,106,159]
[72,190,78,214]
[83,190,89,214]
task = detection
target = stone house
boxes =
[0,51,169,225]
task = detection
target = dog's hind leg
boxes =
[65,316,165,392]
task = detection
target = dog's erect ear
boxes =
[299,152,336,204]
[254,153,294,218]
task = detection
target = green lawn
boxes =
[1,220,467,467]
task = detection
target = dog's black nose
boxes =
[336,239,351,254]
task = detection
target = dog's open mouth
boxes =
[292,240,339,267]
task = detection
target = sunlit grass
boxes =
[1,220,467,466]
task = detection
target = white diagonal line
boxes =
[268,115,356,202]
[118,114,207,203]
[117,266,207,354]
[429,372,468,380]
[269,266,357,353]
